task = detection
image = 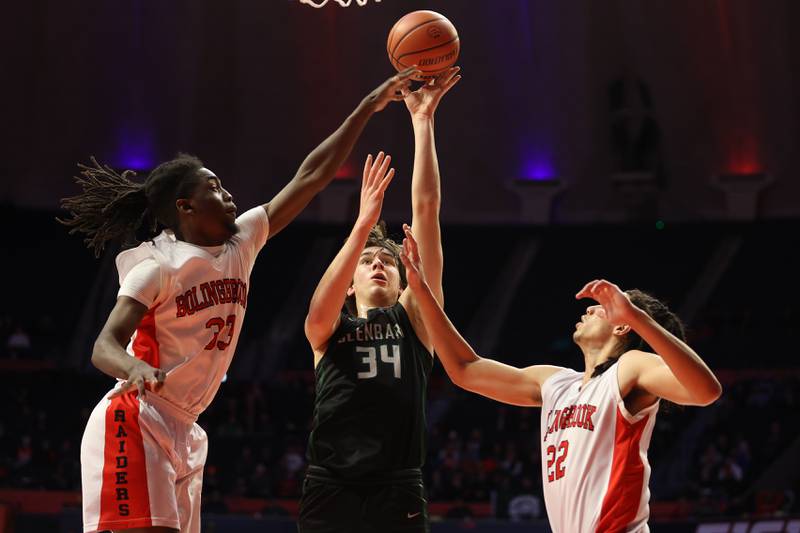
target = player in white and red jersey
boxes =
[397,230,722,533]
[60,67,420,533]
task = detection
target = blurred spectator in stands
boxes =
[491,472,513,519]
[717,454,744,494]
[275,442,305,497]
[7,325,31,358]
[438,430,462,472]
[508,476,542,521]
[445,496,475,523]
[202,488,229,514]
[249,462,272,498]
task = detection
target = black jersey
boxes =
[307,302,433,479]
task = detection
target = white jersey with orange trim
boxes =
[540,362,659,533]
[114,206,269,417]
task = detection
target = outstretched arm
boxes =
[304,153,395,355]
[400,227,562,406]
[263,67,418,239]
[576,280,722,406]
[401,67,461,306]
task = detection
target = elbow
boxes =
[90,338,105,369]
[446,365,469,388]
[413,197,441,215]
[294,169,325,192]
[695,379,723,406]
[296,160,338,192]
[443,356,479,390]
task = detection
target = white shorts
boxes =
[80,390,208,533]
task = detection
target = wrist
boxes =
[353,217,375,235]
[626,306,652,331]
[411,114,434,125]
[358,94,381,115]
[126,357,150,377]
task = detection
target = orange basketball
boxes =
[387,10,460,81]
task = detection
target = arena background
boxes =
[1,1,799,532]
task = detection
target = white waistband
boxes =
[141,390,198,425]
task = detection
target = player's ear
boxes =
[346,286,356,297]
[176,198,194,215]
[613,324,631,336]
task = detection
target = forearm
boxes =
[412,280,480,380]
[629,309,722,399]
[410,117,444,301]
[295,100,375,189]
[307,221,372,327]
[91,335,142,380]
[410,117,441,207]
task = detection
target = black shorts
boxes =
[297,465,429,533]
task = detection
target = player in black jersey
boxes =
[298,67,461,533]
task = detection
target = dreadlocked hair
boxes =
[59,153,204,257]
[344,221,407,316]
[592,289,687,378]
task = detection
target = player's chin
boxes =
[368,285,398,301]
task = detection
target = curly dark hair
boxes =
[58,153,205,256]
[344,221,407,315]
[592,289,686,377]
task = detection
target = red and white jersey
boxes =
[540,362,659,533]
[114,206,269,418]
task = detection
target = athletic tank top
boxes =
[113,206,268,418]
[540,362,659,533]
[307,302,433,478]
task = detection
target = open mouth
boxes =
[371,273,387,283]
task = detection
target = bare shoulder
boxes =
[617,349,664,393]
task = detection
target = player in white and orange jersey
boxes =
[397,228,722,533]
[60,67,420,533]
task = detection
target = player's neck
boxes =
[579,342,619,384]
[176,225,227,247]
[355,296,397,318]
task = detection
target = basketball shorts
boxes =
[80,389,207,533]
[298,465,429,533]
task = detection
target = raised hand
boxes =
[364,66,422,113]
[356,152,395,228]
[403,66,461,120]
[108,359,166,398]
[400,223,428,291]
[575,279,638,326]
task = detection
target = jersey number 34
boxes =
[356,344,401,379]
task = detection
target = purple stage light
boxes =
[520,154,556,181]
[116,127,155,171]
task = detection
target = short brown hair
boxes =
[344,221,406,315]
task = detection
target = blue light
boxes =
[116,127,155,171]
[521,154,556,181]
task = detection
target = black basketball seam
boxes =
[390,17,446,58]
[393,36,460,64]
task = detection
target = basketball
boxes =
[387,10,460,80]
